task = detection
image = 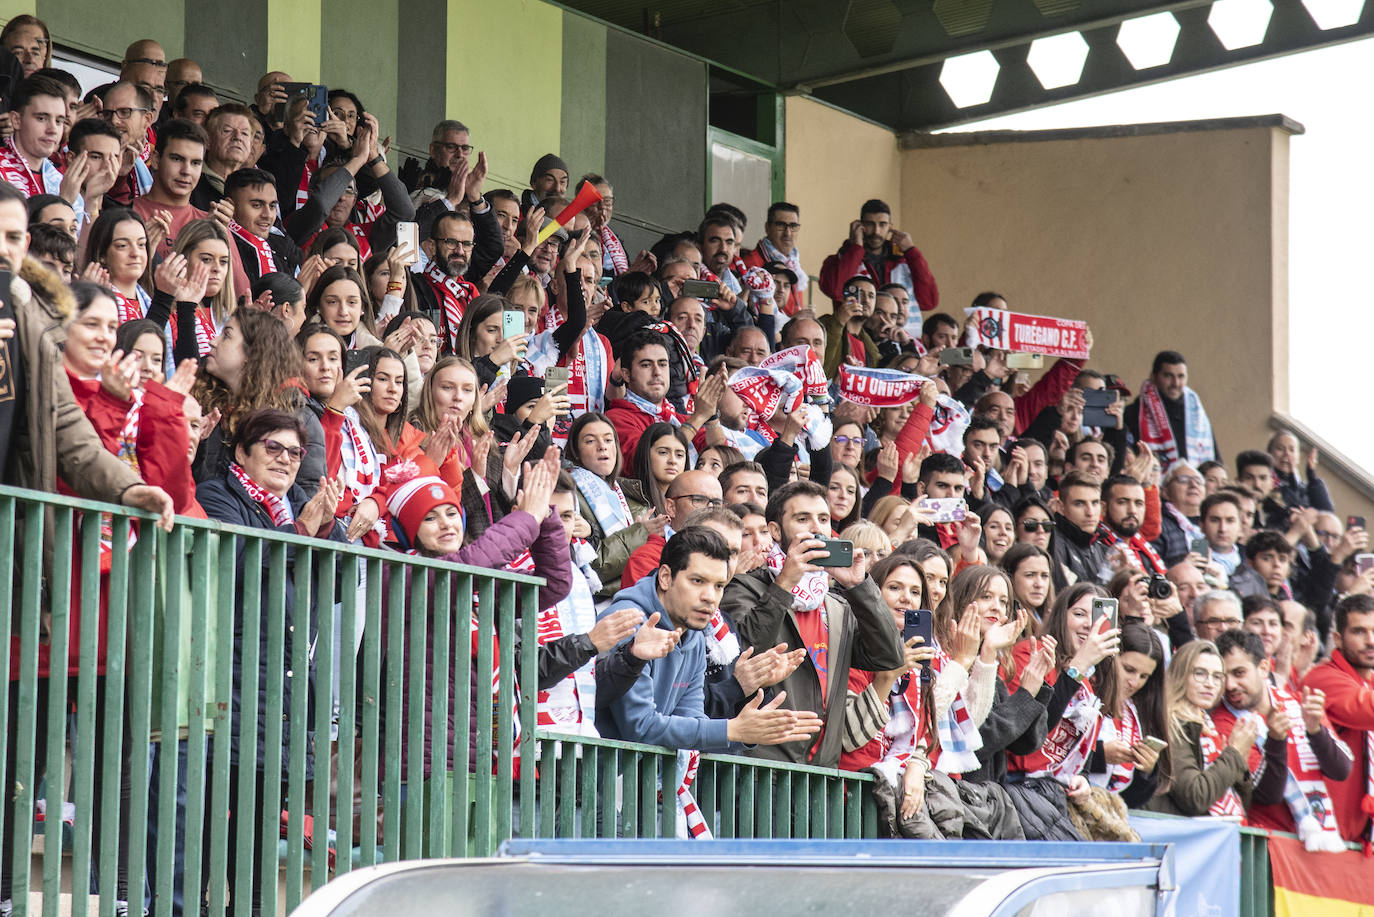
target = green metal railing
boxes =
[0,484,875,916]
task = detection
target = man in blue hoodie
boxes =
[596,527,822,751]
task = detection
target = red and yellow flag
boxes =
[1270,835,1374,916]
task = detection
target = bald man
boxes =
[619,470,725,585]
[120,39,168,119]
[164,58,203,115]
[780,316,825,358]
[251,70,293,131]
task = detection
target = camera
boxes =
[1146,574,1172,601]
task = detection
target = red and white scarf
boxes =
[1137,379,1215,471]
[192,306,217,357]
[294,147,325,211]
[1017,676,1104,782]
[765,541,828,612]
[111,286,151,325]
[1096,699,1143,793]
[229,461,293,527]
[1094,523,1166,575]
[675,749,710,838]
[423,263,478,352]
[338,407,379,505]
[229,220,277,277]
[534,561,599,736]
[0,134,50,198]
[621,389,682,426]
[599,224,628,275]
[1199,711,1247,817]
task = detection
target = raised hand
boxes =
[99,350,139,401]
[631,612,681,660]
[875,442,899,482]
[515,460,556,522]
[727,690,823,746]
[464,150,488,202]
[950,604,982,669]
[328,364,371,412]
[637,509,669,537]
[588,607,645,652]
[1300,686,1326,735]
[163,359,199,396]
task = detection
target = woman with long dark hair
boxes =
[566,411,658,600]
[192,308,327,493]
[1002,582,1121,840]
[839,554,939,837]
[1000,542,1055,631]
[632,422,689,519]
[1089,621,1169,808]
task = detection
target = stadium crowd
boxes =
[2,17,1374,915]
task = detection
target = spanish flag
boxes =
[1270,835,1374,915]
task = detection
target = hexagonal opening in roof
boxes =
[939,49,1000,107]
[933,0,995,37]
[1208,0,1274,49]
[1027,31,1090,89]
[843,0,903,58]
[1302,0,1366,29]
[1115,11,1181,69]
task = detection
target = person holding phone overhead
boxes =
[818,198,939,314]
[720,480,905,768]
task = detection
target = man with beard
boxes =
[1125,350,1217,470]
[818,198,938,313]
[1303,595,1374,843]
[719,480,903,767]
[596,527,820,752]
[412,209,480,352]
[1212,629,1349,848]
[1098,474,1168,576]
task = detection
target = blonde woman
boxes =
[1147,640,1284,816]
[841,520,892,565]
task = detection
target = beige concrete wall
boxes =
[784,96,902,311]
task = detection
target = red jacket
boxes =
[740,246,804,316]
[1012,357,1083,437]
[1302,651,1374,843]
[818,241,938,312]
[621,533,667,587]
[605,399,668,468]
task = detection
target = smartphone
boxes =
[1356,554,1374,576]
[1081,388,1120,428]
[915,497,967,524]
[1350,516,1367,531]
[681,278,722,299]
[396,222,419,264]
[343,348,372,380]
[1141,736,1167,753]
[902,609,935,686]
[1189,537,1211,559]
[502,310,525,339]
[1006,352,1043,370]
[544,366,569,391]
[813,538,854,568]
[937,347,974,367]
[274,82,328,125]
[1091,597,1119,629]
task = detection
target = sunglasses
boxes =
[258,438,306,463]
[1020,519,1053,532]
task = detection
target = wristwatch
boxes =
[1065,664,1095,683]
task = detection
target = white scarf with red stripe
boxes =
[338,407,379,506]
[424,263,478,352]
[230,461,293,526]
[229,220,276,277]
[1094,698,1143,793]
[534,554,599,737]
[766,541,828,612]
[599,224,628,275]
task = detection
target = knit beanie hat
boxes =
[504,374,545,414]
[530,153,569,184]
[387,475,462,547]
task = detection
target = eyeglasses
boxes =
[769,221,801,232]
[1020,520,1053,532]
[258,438,306,463]
[330,108,359,123]
[100,107,151,121]
[128,57,167,69]
[677,494,724,508]
[833,435,862,446]
[135,82,167,100]
[435,141,474,155]
[1316,530,1340,540]
[1197,617,1242,630]
[432,237,474,250]
[1189,667,1224,686]
[1171,475,1204,487]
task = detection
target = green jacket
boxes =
[818,312,879,380]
